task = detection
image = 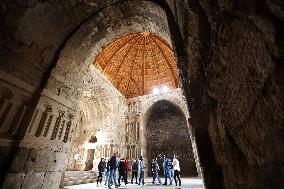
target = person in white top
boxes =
[172,155,181,187]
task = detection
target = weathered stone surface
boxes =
[147,100,197,176]
[0,0,283,189]
[172,0,284,188]
[21,171,44,189]
[8,147,30,173]
[2,173,25,189]
[24,148,68,172]
[41,171,63,189]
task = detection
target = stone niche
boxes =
[126,88,202,177]
[146,100,197,176]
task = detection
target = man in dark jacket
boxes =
[108,153,119,189]
[152,157,162,185]
[131,159,138,184]
[118,158,127,186]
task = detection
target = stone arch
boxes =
[2,1,212,188]
[46,1,172,102]
[144,99,197,176]
[142,89,189,123]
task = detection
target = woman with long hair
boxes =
[97,158,105,186]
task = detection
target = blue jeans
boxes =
[108,169,118,186]
[164,171,172,184]
[104,171,110,185]
[170,169,174,182]
[153,170,162,184]
[139,170,145,185]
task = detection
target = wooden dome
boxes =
[94,32,179,98]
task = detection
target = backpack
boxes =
[169,161,173,169]
[132,162,138,171]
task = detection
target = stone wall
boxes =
[1,0,283,189]
[65,74,128,171]
[147,100,197,176]
[127,88,202,177]
[1,1,176,188]
[170,0,284,188]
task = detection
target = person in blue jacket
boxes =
[138,156,145,185]
[159,154,172,185]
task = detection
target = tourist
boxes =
[151,158,156,183]
[169,159,174,183]
[108,153,119,189]
[104,158,110,186]
[152,157,162,185]
[124,158,130,184]
[131,159,138,184]
[96,158,105,186]
[173,155,181,188]
[159,154,172,185]
[118,158,127,186]
[138,156,145,185]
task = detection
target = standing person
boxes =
[138,156,145,185]
[96,158,105,186]
[159,154,172,185]
[108,153,119,189]
[169,159,174,184]
[151,158,156,184]
[152,157,162,185]
[104,158,110,186]
[118,158,127,186]
[131,159,138,184]
[173,155,181,188]
[124,158,130,184]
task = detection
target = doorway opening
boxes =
[146,100,198,177]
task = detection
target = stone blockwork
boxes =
[147,100,197,177]
[127,88,202,177]
[170,0,284,189]
[0,0,283,189]
[65,73,128,172]
[1,1,176,188]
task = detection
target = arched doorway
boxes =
[146,100,198,177]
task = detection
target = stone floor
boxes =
[63,177,204,189]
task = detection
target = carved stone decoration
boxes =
[35,104,52,137]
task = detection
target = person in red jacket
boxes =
[124,158,130,184]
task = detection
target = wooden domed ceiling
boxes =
[94,32,180,98]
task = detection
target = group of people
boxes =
[96,153,181,188]
[151,154,181,187]
[96,153,145,188]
